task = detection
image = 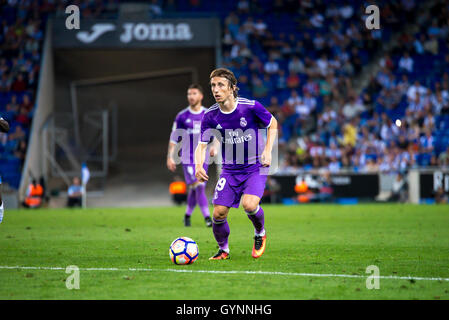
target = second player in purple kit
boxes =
[167,84,217,228]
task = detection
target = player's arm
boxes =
[167,116,182,172]
[209,136,220,157]
[167,141,177,172]
[261,116,278,167]
[0,117,9,133]
[195,113,213,182]
[194,142,208,182]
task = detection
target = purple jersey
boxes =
[170,106,207,165]
[200,97,273,173]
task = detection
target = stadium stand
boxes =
[0,0,447,191]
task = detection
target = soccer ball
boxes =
[169,237,199,265]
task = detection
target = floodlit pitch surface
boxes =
[0,204,448,299]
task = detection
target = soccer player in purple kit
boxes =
[167,84,216,227]
[195,68,278,260]
[0,117,10,223]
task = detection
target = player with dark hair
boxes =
[167,84,217,227]
[195,68,278,260]
[0,117,10,223]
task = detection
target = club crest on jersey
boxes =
[186,118,191,123]
[240,117,247,127]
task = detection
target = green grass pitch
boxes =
[0,204,448,300]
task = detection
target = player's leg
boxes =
[182,164,198,227]
[242,195,265,236]
[209,172,240,260]
[242,172,268,259]
[209,204,231,260]
[194,182,212,227]
[194,162,212,227]
[183,184,197,227]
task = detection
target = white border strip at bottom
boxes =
[0,265,448,282]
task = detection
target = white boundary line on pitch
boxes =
[0,265,448,282]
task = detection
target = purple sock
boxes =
[246,205,265,235]
[195,183,211,218]
[185,188,196,216]
[212,218,230,251]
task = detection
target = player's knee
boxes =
[213,206,228,220]
[242,199,259,213]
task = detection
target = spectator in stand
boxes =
[419,129,434,154]
[275,69,287,90]
[253,18,267,37]
[438,146,449,166]
[303,78,319,96]
[6,95,19,113]
[11,73,27,92]
[15,107,31,127]
[252,76,269,98]
[377,88,401,110]
[21,94,33,113]
[14,139,27,164]
[316,54,329,77]
[379,53,394,70]
[424,34,439,55]
[413,33,426,55]
[342,122,357,148]
[287,90,302,109]
[237,0,250,14]
[339,1,354,20]
[397,74,410,96]
[364,158,379,172]
[8,125,25,143]
[343,94,365,119]
[286,72,300,89]
[288,56,305,75]
[264,57,279,74]
[0,73,12,92]
[235,26,249,46]
[407,80,427,101]
[301,91,317,115]
[267,96,283,122]
[310,10,324,28]
[398,52,414,73]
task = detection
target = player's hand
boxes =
[261,149,272,167]
[195,166,209,182]
[209,145,218,157]
[167,158,176,172]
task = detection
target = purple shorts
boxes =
[212,168,268,208]
[183,163,209,185]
